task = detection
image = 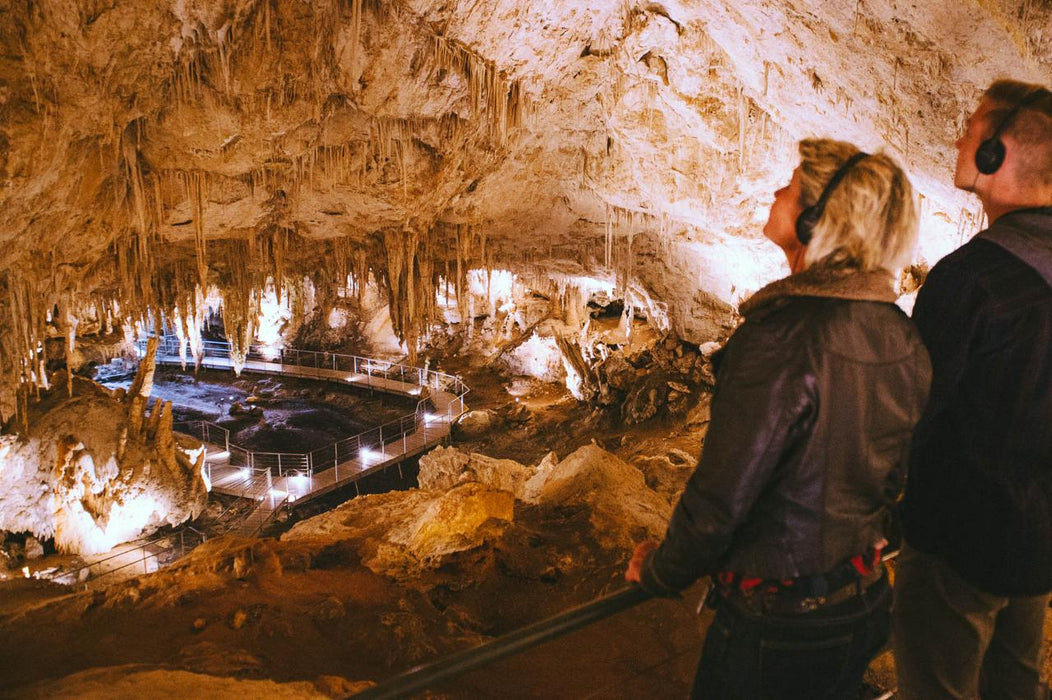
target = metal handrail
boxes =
[155,336,469,478]
[149,337,470,398]
[350,551,904,698]
[351,587,653,699]
[55,525,208,588]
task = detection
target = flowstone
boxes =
[0,340,208,555]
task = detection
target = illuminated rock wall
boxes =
[0,342,208,555]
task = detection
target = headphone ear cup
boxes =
[975,138,1006,175]
[796,206,820,245]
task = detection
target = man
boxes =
[894,80,1052,699]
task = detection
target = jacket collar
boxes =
[739,265,898,317]
[979,206,1052,288]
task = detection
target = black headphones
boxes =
[974,89,1051,175]
[795,151,869,245]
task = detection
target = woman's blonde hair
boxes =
[798,138,919,272]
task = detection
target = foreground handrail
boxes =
[351,586,652,699]
[350,550,903,698]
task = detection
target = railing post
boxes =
[380,425,384,456]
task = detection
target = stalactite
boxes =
[122,121,155,249]
[215,240,257,376]
[349,0,363,83]
[380,227,430,363]
[179,171,210,292]
[738,88,747,173]
[455,224,470,326]
[426,33,523,144]
[605,204,614,270]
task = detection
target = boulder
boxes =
[283,483,515,578]
[23,536,44,560]
[600,354,637,391]
[418,446,534,498]
[699,341,722,358]
[633,454,696,505]
[396,482,515,564]
[455,409,498,437]
[524,443,671,549]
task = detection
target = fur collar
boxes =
[739,266,898,317]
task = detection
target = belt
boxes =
[723,565,885,616]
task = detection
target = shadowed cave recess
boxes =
[0,0,1050,696]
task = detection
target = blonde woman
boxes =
[627,139,932,699]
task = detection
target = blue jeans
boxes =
[691,573,891,699]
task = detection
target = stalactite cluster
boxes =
[1,0,1045,423]
[0,0,532,401]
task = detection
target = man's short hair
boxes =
[798,138,919,273]
[982,79,1052,187]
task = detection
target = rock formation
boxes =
[0,339,209,555]
[283,442,671,578]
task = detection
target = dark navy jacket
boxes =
[902,207,1052,596]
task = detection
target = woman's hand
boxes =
[625,540,660,584]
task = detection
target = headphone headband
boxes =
[795,151,869,245]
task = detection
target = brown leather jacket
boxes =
[641,266,931,595]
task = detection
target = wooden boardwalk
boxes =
[154,344,466,536]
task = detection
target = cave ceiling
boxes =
[0,0,1049,364]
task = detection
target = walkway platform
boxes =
[150,339,468,536]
